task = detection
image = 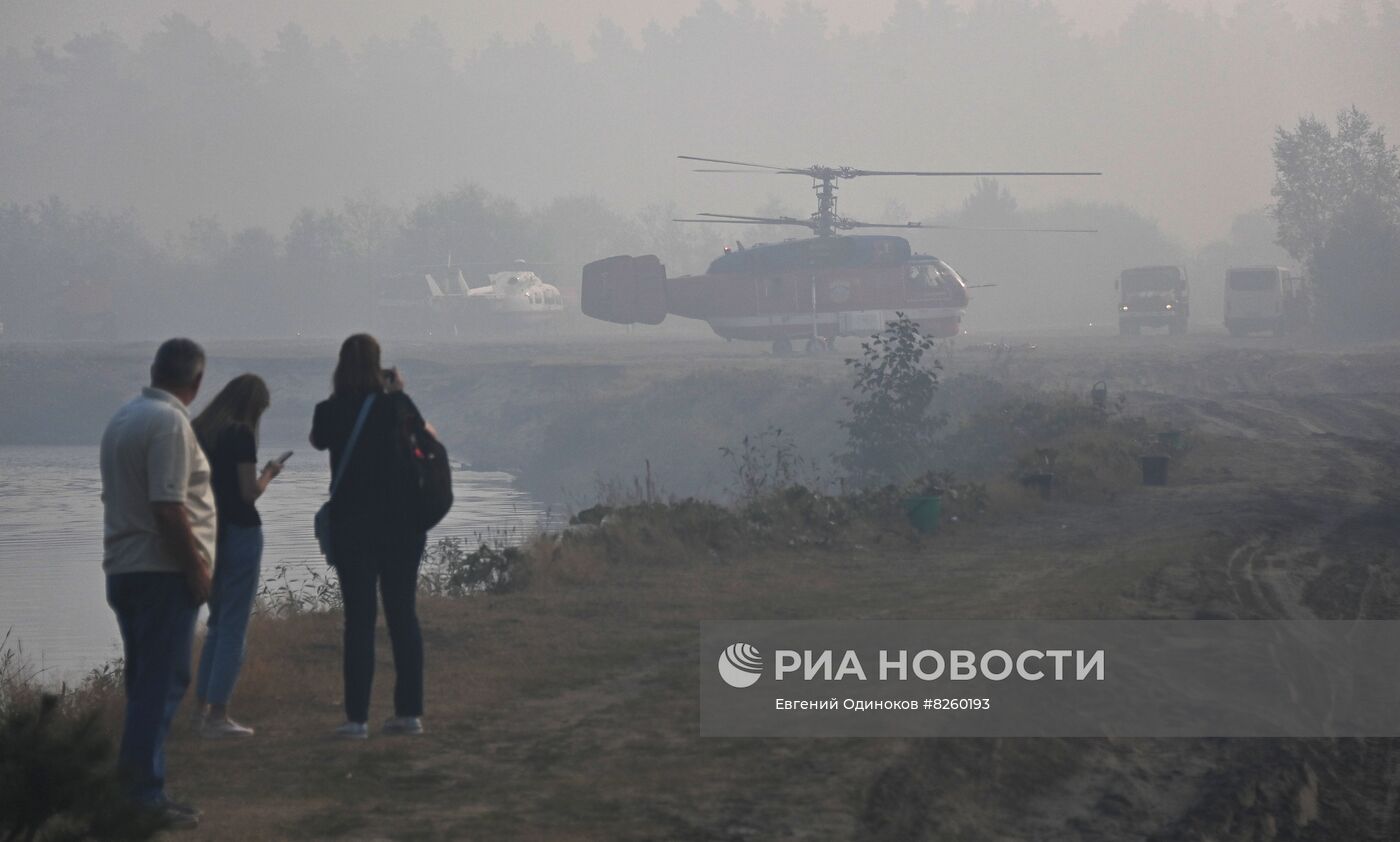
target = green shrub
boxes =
[419,538,527,595]
[936,392,1168,499]
[838,313,946,485]
[0,692,159,841]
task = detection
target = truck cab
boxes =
[1117,265,1188,335]
[1224,266,1303,336]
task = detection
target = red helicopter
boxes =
[583,156,1097,353]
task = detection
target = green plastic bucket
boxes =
[903,496,943,533]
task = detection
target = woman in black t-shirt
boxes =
[191,373,283,738]
[310,334,430,740]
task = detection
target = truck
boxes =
[1117,265,1189,335]
[1224,265,1305,336]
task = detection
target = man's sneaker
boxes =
[200,717,255,739]
[382,716,424,736]
[334,721,369,740]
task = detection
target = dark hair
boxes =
[151,338,205,389]
[332,333,385,398]
[192,374,271,448]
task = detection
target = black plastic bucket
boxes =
[1140,455,1170,486]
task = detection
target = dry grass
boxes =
[9,437,1375,839]
[0,633,124,733]
[130,479,1239,840]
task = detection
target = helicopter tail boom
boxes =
[581,254,669,325]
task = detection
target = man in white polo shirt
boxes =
[99,338,215,828]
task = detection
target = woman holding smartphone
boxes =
[311,334,430,739]
[191,373,283,737]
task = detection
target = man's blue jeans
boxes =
[196,524,263,706]
[106,572,197,805]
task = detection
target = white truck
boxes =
[1224,266,1306,336]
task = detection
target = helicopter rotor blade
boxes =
[677,155,793,171]
[845,169,1102,178]
[673,214,818,229]
[417,261,567,267]
[674,218,768,225]
[683,156,1101,179]
[697,212,808,223]
[837,219,1097,233]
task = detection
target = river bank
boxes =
[6,333,1398,505]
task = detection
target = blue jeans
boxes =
[107,572,198,805]
[196,524,263,706]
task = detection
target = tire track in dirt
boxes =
[860,345,1400,840]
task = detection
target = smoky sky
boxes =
[0,0,1390,247]
[1,1,1353,49]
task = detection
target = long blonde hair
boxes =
[193,373,270,449]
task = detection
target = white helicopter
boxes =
[377,259,564,336]
[426,261,564,317]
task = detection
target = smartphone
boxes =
[276,450,294,465]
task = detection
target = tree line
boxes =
[1,176,1241,339]
[1273,108,1400,339]
[6,136,1393,340]
[0,186,733,338]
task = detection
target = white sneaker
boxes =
[199,717,254,739]
[382,716,423,736]
[335,721,369,740]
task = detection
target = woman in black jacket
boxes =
[310,333,429,739]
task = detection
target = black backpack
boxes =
[395,406,454,533]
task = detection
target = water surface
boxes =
[0,445,550,680]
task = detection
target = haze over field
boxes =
[0,0,1395,245]
[0,0,1396,339]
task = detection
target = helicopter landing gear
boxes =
[805,337,827,355]
[772,338,793,356]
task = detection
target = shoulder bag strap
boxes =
[329,394,376,501]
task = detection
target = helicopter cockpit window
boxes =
[907,264,939,293]
[907,259,964,300]
[931,260,963,288]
